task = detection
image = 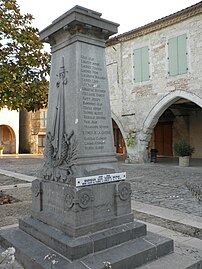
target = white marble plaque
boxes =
[76,172,126,187]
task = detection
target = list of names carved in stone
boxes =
[80,55,110,151]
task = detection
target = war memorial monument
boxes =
[0,6,180,269]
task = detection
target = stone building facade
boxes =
[29,109,47,154]
[0,108,19,154]
[106,2,202,163]
[0,109,47,155]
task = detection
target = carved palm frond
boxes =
[66,135,78,164]
[42,130,78,182]
[44,132,54,165]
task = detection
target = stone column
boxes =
[19,110,31,153]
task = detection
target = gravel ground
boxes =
[0,175,29,186]
[0,184,31,227]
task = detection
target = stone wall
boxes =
[106,9,202,162]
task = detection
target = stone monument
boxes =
[0,6,176,269]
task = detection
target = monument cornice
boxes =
[40,5,119,43]
[49,28,110,52]
[106,2,202,46]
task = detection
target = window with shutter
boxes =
[40,110,47,128]
[133,46,149,82]
[168,34,187,76]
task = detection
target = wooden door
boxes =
[154,122,173,156]
[112,120,125,154]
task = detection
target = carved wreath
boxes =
[42,130,78,183]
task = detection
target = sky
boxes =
[16,0,201,35]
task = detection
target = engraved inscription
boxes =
[80,55,111,151]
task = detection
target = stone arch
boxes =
[143,90,202,131]
[111,112,126,137]
[0,125,16,153]
[111,112,127,156]
[139,90,202,162]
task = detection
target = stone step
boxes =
[0,227,85,269]
[81,231,174,268]
[0,227,174,269]
[19,217,146,260]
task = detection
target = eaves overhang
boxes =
[106,1,202,46]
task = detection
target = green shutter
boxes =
[178,34,187,74]
[133,48,142,82]
[133,46,149,82]
[168,37,178,76]
[141,46,149,81]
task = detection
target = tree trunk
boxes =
[19,110,31,153]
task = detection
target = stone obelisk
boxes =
[40,6,120,184]
[29,5,132,238]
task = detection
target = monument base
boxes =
[31,179,134,237]
[19,217,147,260]
[0,220,174,269]
[1,180,201,268]
[1,219,202,269]
[0,180,177,269]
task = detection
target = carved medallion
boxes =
[64,190,75,210]
[118,182,132,201]
[77,188,93,209]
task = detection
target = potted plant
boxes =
[174,140,194,167]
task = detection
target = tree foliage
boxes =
[0,0,50,111]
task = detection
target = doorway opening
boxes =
[0,125,16,153]
[149,98,202,159]
[112,119,126,159]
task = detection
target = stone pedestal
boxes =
[31,179,133,237]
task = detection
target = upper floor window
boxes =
[40,110,47,128]
[133,46,150,82]
[168,34,187,76]
[38,135,46,147]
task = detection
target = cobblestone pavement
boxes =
[123,161,202,217]
[0,155,202,218]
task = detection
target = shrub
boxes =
[125,130,136,147]
[174,140,194,157]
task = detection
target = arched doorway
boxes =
[144,91,202,159]
[0,125,16,154]
[112,119,126,157]
[152,109,175,156]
